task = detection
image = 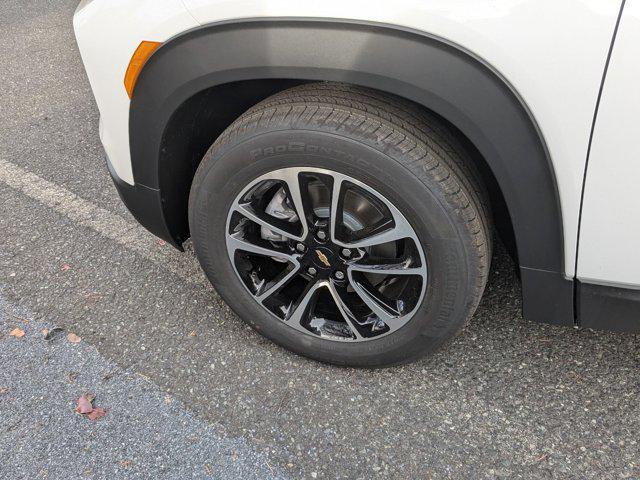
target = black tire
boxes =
[189,82,492,367]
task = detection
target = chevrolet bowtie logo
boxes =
[315,249,331,267]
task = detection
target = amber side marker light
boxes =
[124,41,162,99]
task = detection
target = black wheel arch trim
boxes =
[128,18,573,325]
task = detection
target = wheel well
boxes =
[428,108,518,264]
[159,79,517,262]
[130,19,572,326]
[157,79,306,244]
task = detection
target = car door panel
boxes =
[578,0,640,288]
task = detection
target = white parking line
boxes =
[0,158,208,287]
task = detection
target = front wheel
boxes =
[189,83,492,367]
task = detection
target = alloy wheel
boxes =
[225,167,427,342]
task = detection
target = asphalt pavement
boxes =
[1,1,639,479]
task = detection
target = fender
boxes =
[128,19,574,325]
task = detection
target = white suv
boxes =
[74,0,640,366]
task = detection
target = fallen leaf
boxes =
[42,328,49,337]
[75,394,94,414]
[188,330,196,337]
[75,394,107,420]
[66,372,76,384]
[9,328,25,338]
[0,387,10,394]
[87,407,107,421]
[67,333,81,344]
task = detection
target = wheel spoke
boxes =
[327,281,364,340]
[350,261,425,278]
[234,203,302,242]
[329,174,345,243]
[285,281,323,333]
[341,209,415,248]
[347,272,400,325]
[280,169,311,237]
[256,263,301,302]
[226,233,296,262]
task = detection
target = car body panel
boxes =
[578,0,640,288]
[73,0,198,185]
[74,0,622,278]
[181,0,623,276]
